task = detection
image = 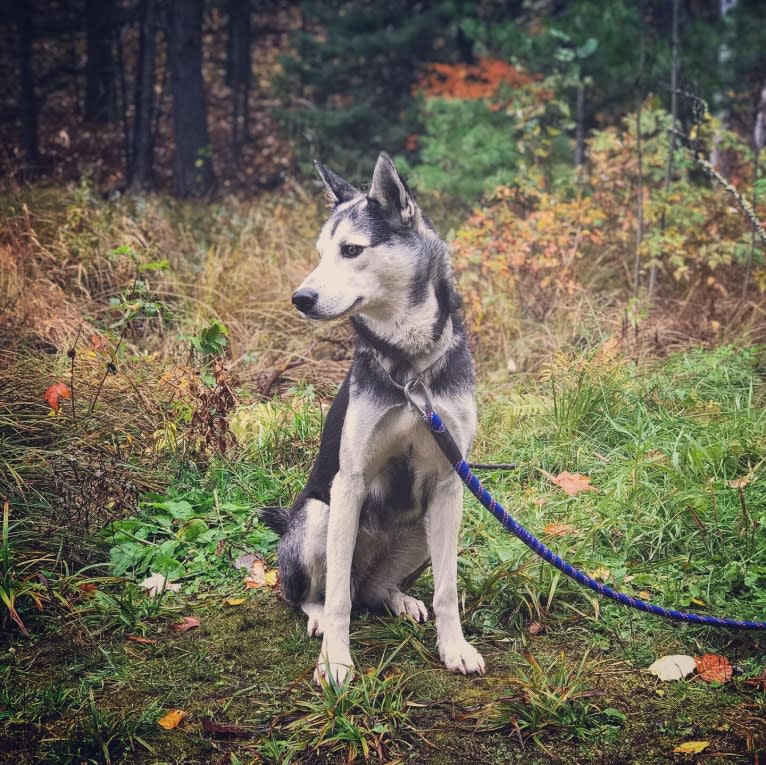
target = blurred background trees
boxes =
[1,0,764,196]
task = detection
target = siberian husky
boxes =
[262,153,484,684]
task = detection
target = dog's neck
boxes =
[351,278,459,381]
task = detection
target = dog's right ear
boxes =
[314,161,360,207]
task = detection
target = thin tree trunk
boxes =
[167,0,216,197]
[17,4,39,174]
[227,0,251,164]
[575,80,586,167]
[633,18,646,298]
[85,0,116,123]
[650,0,680,297]
[129,0,158,190]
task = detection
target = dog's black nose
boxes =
[292,288,318,314]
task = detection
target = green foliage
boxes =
[189,319,228,357]
[264,662,413,763]
[278,0,453,177]
[464,343,766,636]
[105,489,278,585]
[404,80,574,204]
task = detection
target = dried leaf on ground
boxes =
[648,655,696,681]
[694,654,733,683]
[44,381,71,412]
[224,597,246,606]
[170,616,200,634]
[201,718,250,737]
[243,558,278,589]
[672,740,709,754]
[232,552,258,571]
[140,573,181,597]
[743,668,766,691]
[527,621,545,635]
[542,522,575,537]
[126,635,157,645]
[550,471,595,496]
[158,709,187,729]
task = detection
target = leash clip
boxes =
[403,378,433,421]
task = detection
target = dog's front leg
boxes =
[427,474,485,675]
[314,467,365,685]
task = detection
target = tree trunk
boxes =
[85,0,116,123]
[167,0,216,197]
[649,0,680,297]
[129,0,158,190]
[227,0,251,163]
[574,80,586,166]
[16,3,40,174]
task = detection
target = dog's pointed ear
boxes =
[367,153,416,227]
[314,161,360,206]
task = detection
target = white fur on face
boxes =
[295,199,414,322]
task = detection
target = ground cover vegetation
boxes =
[2,0,766,763]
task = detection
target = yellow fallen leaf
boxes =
[224,597,245,606]
[587,566,611,582]
[158,709,187,729]
[673,741,709,755]
[244,558,279,589]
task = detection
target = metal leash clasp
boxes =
[403,378,433,421]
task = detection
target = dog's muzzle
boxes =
[292,288,318,314]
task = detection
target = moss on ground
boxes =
[2,583,763,764]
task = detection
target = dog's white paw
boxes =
[439,639,485,675]
[314,638,354,686]
[301,602,324,638]
[388,592,428,622]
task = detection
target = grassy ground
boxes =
[3,343,766,764]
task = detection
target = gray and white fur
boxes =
[261,153,484,684]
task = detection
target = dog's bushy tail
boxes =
[260,506,289,536]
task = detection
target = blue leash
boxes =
[423,407,766,630]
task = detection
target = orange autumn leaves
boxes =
[44,381,71,412]
[416,57,541,102]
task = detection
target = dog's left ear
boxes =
[367,153,416,227]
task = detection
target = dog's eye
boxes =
[341,244,363,258]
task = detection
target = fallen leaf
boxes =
[550,471,595,496]
[90,334,109,351]
[158,708,187,729]
[243,558,278,589]
[126,635,157,645]
[44,382,71,412]
[648,655,696,681]
[201,718,249,737]
[232,552,258,571]
[695,654,732,683]
[743,668,766,691]
[672,741,709,755]
[140,573,181,598]
[224,597,245,606]
[542,522,575,537]
[587,566,611,582]
[527,621,545,635]
[170,616,200,634]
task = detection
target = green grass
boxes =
[3,344,766,763]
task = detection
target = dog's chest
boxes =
[361,428,439,527]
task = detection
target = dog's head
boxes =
[292,153,431,321]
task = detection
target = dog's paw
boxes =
[314,647,354,686]
[301,602,324,638]
[388,592,428,623]
[439,639,485,675]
